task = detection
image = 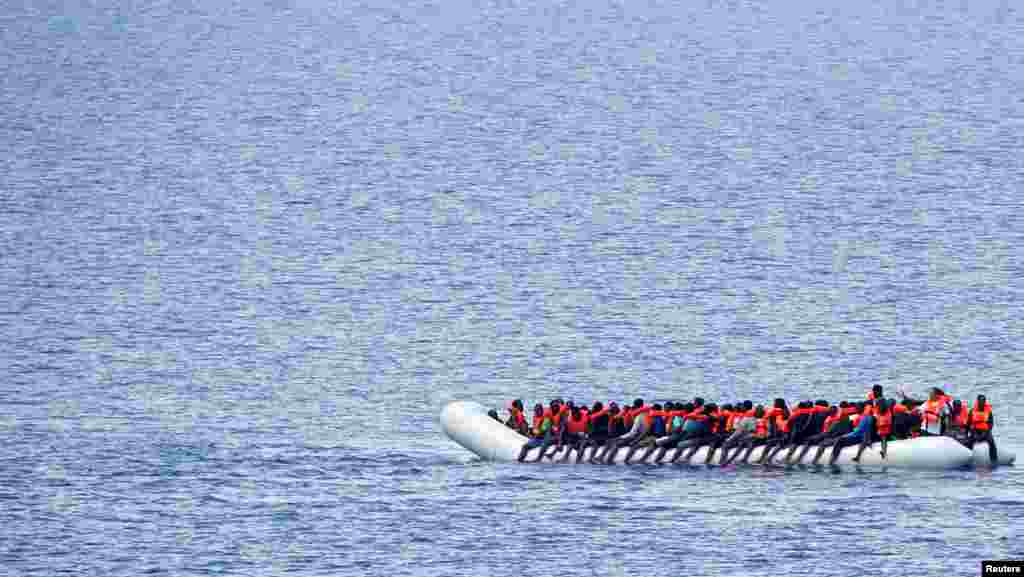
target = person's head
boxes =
[533,403,544,416]
[816,399,829,408]
[773,398,785,409]
[693,397,704,407]
[828,406,838,416]
[682,402,694,413]
[592,401,604,413]
[952,399,962,412]
[571,405,581,418]
[512,399,524,411]
[653,403,662,412]
[743,400,753,411]
[872,384,884,399]
[665,401,675,411]
[633,398,644,409]
[976,394,987,408]
[929,388,940,401]
[609,402,620,414]
[839,400,849,409]
[549,399,561,413]
[705,403,718,413]
[754,405,765,418]
[488,408,500,420]
[722,404,733,412]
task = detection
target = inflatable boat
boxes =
[441,401,1015,469]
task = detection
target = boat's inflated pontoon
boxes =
[441,401,1015,469]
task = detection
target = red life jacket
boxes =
[753,417,769,438]
[876,410,893,437]
[821,412,840,433]
[531,414,546,436]
[851,413,863,429]
[970,403,992,431]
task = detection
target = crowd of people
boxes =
[488,385,999,467]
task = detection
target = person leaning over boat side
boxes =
[889,399,919,440]
[764,400,815,464]
[576,401,608,463]
[518,403,550,462]
[828,404,876,466]
[674,403,726,464]
[782,400,830,464]
[965,394,998,466]
[947,399,970,439]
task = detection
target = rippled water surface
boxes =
[2,0,1023,575]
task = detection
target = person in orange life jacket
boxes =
[596,399,648,464]
[867,384,884,402]
[787,403,848,465]
[517,403,550,461]
[721,405,770,466]
[674,404,726,464]
[699,403,736,464]
[555,404,591,462]
[718,401,756,465]
[504,399,529,435]
[529,399,566,462]
[624,403,667,464]
[763,400,815,464]
[756,398,791,464]
[781,400,832,464]
[635,402,683,462]
[806,405,856,465]
[586,402,623,463]
[852,399,894,462]
[888,399,919,440]
[666,403,713,463]
[965,395,998,465]
[828,402,877,466]
[647,402,698,463]
[576,401,609,462]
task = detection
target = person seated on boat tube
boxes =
[717,401,756,464]
[557,404,591,462]
[779,400,830,464]
[517,403,549,461]
[594,399,648,463]
[794,404,854,465]
[645,402,697,463]
[721,405,770,465]
[966,394,998,466]
[536,399,570,460]
[672,403,727,464]
[755,398,791,464]
[828,403,876,466]
[852,399,894,462]
[763,400,815,463]
[623,403,667,464]
[504,399,529,435]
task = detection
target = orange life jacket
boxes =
[723,410,737,432]
[970,403,991,431]
[511,409,527,429]
[850,413,863,429]
[922,399,944,424]
[876,410,892,437]
[841,406,859,418]
[567,412,588,434]
[892,403,908,414]
[767,408,788,433]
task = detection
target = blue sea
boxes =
[2,0,1023,575]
